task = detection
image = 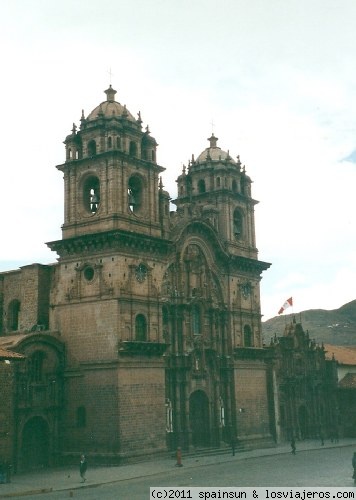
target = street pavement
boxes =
[0,438,355,498]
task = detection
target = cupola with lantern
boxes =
[53,85,169,244]
[173,134,258,259]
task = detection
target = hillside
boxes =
[262,300,356,346]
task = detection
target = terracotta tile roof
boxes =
[0,347,25,360]
[339,373,356,389]
[324,344,356,365]
[0,334,26,349]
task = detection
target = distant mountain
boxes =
[262,300,356,346]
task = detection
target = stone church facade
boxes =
[0,86,273,469]
[267,320,339,443]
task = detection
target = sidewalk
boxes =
[1,439,355,498]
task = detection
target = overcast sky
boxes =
[1,0,356,320]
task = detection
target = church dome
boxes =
[86,85,136,122]
[196,134,236,164]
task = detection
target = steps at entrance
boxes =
[172,443,249,460]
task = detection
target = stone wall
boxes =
[234,359,271,443]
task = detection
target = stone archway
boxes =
[189,390,210,447]
[21,416,50,469]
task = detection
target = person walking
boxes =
[231,437,236,456]
[79,454,87,482]
[352,452,356,484]
[320,432,324,446]
[291,437,296,455]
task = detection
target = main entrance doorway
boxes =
[21,416,49,469]
[189,390,210,447]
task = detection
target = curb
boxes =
[0,488,53,498]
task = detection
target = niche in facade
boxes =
[244,325,252,347]
[135,314,147,341]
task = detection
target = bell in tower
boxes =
[90,189,100,214]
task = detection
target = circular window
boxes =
[84,266,95,281]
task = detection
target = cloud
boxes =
[2,0,356,323]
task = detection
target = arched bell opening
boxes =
[197,179,206,193]
[82,175,100,214]
[128,175,143,213]
[233,208,243,240]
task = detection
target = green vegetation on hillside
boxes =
[262,300,356,346]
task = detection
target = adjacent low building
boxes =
[268,320,338,442]
[324,344,356,437]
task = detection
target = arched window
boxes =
[30,351,45,382]
[107,136,112,148]
[8,299,20,331]
[192,305,201,335]
[128,175,143,213]
[198,179,206,193]
[232,179,238,193]
[135,314,147,341]
[87,140,97,157]
[244,325,252,347]
[152,150,156,162]
[233,209,243,239]
[76,406,86,428]
[129,141,137,157]
[216,177,221,188]
[83,175,100,214]
[75,135,83,159]
[116,136,121,149]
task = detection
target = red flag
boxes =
[278,297,293,315]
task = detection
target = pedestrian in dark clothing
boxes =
[291,438,296,455]
[231,437,236,456]
[352,452,356,484]
[4,461,11,483]
[320,432,324,446]
[79,454,87,482]
[0,461,5,484]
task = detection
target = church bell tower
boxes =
[57,85,169,240]
[174,134,257,260]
